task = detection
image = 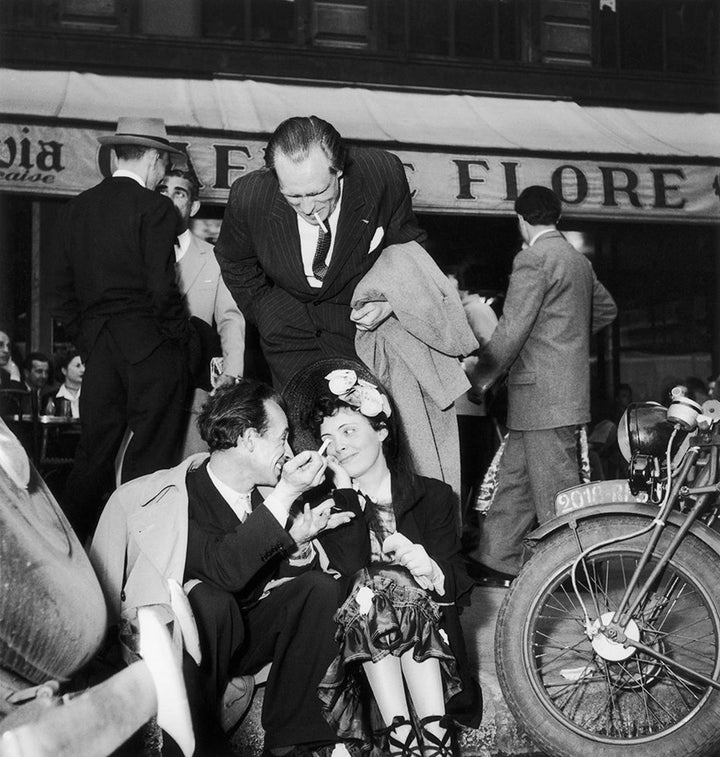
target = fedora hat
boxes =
[98,116,184,156]
[282,356,389,453]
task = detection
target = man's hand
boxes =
[350,301,393,332]
[276,451,327,501]
[211,373,237,392]
[289,499,355,545]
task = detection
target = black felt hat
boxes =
[282,356,384,453]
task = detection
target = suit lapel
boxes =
[177,236,207,296]
[266,191,306,286]
[320,172,370,293]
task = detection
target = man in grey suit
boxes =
[158,168,246,456]
[215,115,427,390]
[467,186,617,584]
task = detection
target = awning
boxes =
[2,68,719,222]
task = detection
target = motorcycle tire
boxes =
[496,514,720,757]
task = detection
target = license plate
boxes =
[555,479,648,516]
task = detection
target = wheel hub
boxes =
[590,612,640,661]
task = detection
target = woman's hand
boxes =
[382,532,445,594]
[325,454,352,489]
[289,499,355,545]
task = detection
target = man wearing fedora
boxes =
[53,116,190,542]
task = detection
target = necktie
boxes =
[312,225,331,282]
[233,492,252,523]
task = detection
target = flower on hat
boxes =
[325,370,391,418]
[326,369,358,396]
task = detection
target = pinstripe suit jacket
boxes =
[215,147,427,388]
[474,231,617,430]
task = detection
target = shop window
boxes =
[407,0,449,56]
[59,0,123,30]
[202,0,296,43]
[0,0,126,30]
[599,0,717,74]
[665,0,714,74]
[312,1,369,49]
[539,0,592,66]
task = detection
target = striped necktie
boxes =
[312,225,331,281]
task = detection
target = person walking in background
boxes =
[52,116,189,542]
[215,115,427,389]
[158,167,246,456]
[466,185,617,586]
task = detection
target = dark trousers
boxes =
[62,328,187,542]
[471,425,581,575]
[187,572,342,750]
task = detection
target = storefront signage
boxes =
[1,124,718,223]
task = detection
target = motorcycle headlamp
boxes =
[617,402,675,463]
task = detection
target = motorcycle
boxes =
[496,391,720,757]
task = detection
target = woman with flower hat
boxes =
[283,359,481,757]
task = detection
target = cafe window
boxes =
[203,0,297,43]
[598,0,718,74]
[312,1,370,49]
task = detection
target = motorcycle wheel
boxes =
[496,514,720,757]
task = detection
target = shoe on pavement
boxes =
[465,559,516,588]
[220,674,255,734]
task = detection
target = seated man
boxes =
[20,351,52,415]
[90,380,364,756]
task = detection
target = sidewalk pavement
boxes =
[231,582,546,756]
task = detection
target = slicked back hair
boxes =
[514,185,562,226]
[265,116,346,175]
[197,379,285,452]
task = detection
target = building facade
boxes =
[1,0,719,407]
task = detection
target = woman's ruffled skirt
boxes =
[318,564,463,745]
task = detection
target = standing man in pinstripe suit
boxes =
[215,116,427,390]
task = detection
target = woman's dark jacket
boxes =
[317,473,482,728]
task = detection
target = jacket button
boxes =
[315,329,322,337]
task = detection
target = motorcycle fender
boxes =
[526,502,720,557]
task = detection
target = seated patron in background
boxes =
[53,351,84,418]
[21,351,52,414]
[0,328,22,386]
[0,328,26,418]
[90,380,358,757]
[157,167,246,457]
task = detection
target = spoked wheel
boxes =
[496,515,720,757]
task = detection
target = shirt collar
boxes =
[176,228,192,260]
[529,228,556,247]
[113,169,145,188]
[206,460,253,510]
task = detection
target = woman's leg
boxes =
[400,654,447,740]
[362,656,414,747]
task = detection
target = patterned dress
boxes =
[318,495,463,745]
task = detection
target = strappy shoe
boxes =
[376,715,422,757]
[417,715,460,757]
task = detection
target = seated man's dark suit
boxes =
[53,175,189,540]
[184,462,346,750]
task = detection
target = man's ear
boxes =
[241,427,258,452]
[189,199,201,219]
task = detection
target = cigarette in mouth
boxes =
[318,439,330,456]
[313,212,328,234]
